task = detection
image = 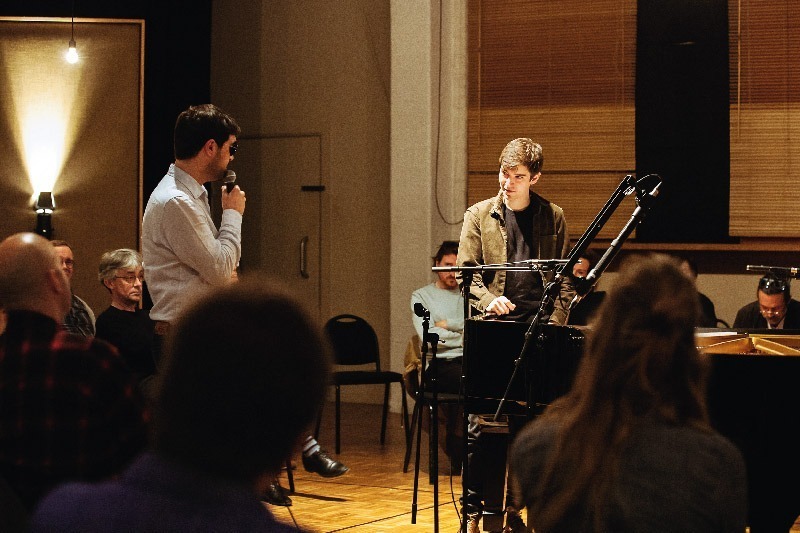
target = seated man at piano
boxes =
[733,273,800,329]
[457,138,573,533]
[410,239,465,471]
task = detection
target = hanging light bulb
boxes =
[65,2,78,64]
[66,38,78,64]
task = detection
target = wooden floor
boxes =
[268,402,800,533]
[268,401,471,532]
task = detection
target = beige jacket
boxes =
[456,190,573,324]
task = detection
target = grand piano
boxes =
[464,318,800,532]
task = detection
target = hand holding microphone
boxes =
[221,169,246,215]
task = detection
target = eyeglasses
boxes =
[114,274,145,284]
[229,142,238,156]
[61,259,74,267]
[760,306,786,317]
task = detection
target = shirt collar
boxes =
[169,163,207,200]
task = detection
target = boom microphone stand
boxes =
[493,173,663,421]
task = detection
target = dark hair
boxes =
[151,279,331,483]
[578,249,600,269]
[527,253,708,530]
[499,138,544,174]
[758,274,791,301]
[173,104,241,160]
[50,239,71,250]
[433,240,459,265]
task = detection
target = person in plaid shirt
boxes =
[0,233,147,512]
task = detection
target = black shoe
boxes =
[302,450,349,478]
[262,480,292,506]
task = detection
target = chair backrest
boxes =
[324,314,382,370]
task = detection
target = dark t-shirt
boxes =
[504,204,543,321]
[95,306,156,379]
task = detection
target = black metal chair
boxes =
[315,314,409,454]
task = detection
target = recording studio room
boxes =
[0,1,798,532]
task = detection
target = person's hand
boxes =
[486,296,516,315]
[222,185,246,215]
[434,319,448,329]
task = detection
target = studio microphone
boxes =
[746,265,800,278]
[223,169,237,193]
[413,303,430,318]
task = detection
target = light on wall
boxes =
[34,192,56,239]
[65,2,78,64]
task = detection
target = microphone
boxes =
[223,170,237,192]
[413,303,430,318]
[746,265,800,279]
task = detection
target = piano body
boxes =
[464,318,800,531]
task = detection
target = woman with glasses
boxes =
[733,274,800,329]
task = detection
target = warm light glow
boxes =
[66,39,78,64]
[0,23,83,201]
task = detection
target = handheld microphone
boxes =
[413,303,430,318]
[746,265,800,279]
[223,170,237,193]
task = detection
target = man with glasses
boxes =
[733,274,800,329]
[51,240,96,337]
[142,104,246,366]
[96,249,155,398]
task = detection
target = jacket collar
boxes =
[490,190,545,222]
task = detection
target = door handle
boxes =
[300,236,310,278]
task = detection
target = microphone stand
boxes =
[492,173,662,421]
[410,307,441,531]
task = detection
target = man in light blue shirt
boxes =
[142,104,245,364]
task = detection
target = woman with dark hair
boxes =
[510,254,747,532]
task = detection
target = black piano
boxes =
[464,318,800,532]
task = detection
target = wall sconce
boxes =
[34,192,55,239]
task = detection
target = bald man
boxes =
[0,233,147,512]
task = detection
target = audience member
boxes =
[142,103,245,366]
[410,240,465,470]
[510,254,747,532]
[96,249,156,397]
[51,240,96,337]
[566,249,606,326]
[677,255,719,327]
[32,279,330,532]
[733,274,800,329]
[0,233,146,513]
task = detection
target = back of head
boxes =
[575,253,706,423]
[499,138,543,174]
[173,103,242,160]
[152,279,331,483]
[0,233,63,313]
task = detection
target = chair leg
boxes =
[380,383,390,445]
[335,384,341,455]
[285,458,295,493]
[404,395,422,473]
[314,402,323,441]
[400,381,410,445]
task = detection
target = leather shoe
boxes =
[302,450,349,478]
[262,480,292,506]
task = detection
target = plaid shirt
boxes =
[0,310,147,510]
